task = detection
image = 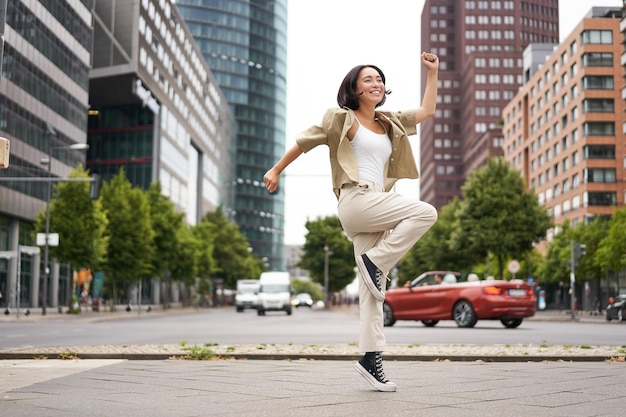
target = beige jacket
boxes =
[295,107,419,199]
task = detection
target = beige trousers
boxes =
[337,181,438,352]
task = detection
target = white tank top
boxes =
[350,118,392,188]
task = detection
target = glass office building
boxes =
[0,0,94,311]
[89,0,234,227]
[176,0,288,270]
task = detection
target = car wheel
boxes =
[421,320,439,327]
[286,307,292,316]
[257,309,265,316]
[501,318,523,328]
[236,307,243,313]
[453,300,477,328]
[383,303,396,327]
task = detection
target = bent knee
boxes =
[423,203,438,224]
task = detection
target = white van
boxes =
[257,271,292,316]
[235,279,260,312]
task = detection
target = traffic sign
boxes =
[507,260,520,274]
[37,233,59,246]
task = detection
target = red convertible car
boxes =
[384,271,536,328]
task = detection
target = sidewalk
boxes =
[1,358,625,416]
[1,306,624,416]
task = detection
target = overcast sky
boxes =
[282,0,623,246]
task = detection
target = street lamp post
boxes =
[323,245,333,308]
[41,126,88,315]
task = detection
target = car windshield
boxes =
[261,285,288,293]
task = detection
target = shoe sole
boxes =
[355,256,385,302]
[355,362,397,392]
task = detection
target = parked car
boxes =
[606,295,626,322]
[291,293,313,308]
[384,271,536,328]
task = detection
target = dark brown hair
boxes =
[336,65,391,110]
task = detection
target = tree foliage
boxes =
[147,181,185,278]
[298,216,355,293]
[595,206,626,273]
[458,158,552,278]
[34,165,107,272]
[200,207,265,289]
[100,169,154,301]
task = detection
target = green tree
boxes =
[595,206,626,274]
[100,169,154,304]
[34,165,107,310]
[458,158,552,279]
[201,207,264,289]
[298,216,354,293]
[146,182,184,279]
[291,279,324,301]
[535,222,572,284]
[167,225,200,306]
[571,216,609,282]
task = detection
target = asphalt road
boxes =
[0,306,622,351]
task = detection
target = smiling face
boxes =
[356,67,385,107]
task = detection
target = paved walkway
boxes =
[1,358,625,416]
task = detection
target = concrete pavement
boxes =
[1,358,625,416]
[1,307,624,416]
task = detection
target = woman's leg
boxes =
[339,185,438,276]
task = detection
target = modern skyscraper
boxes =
[88,0,235,305]
[503,7,624,233]
[176,1,288,270]
[420,0,560,209]
[89,0,234,228]
[0,0,94,310]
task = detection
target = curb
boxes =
[0,352,621,362]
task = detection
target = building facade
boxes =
[420,0,559,208]
[176,0,288,271]
[502,8,625,236]
[0,0,94,312]
[89,0,234,226]
[87,0,235,304]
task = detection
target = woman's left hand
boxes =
[421,52,439,71]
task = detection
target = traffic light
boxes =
[575,243,586,259]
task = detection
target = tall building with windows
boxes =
[87,0,234,306]
[176,1,288,271]
[88,0,234,228]
[420,0,559,208]
[503,7,624,236]
[0,0,94,311]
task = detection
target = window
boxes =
[582,99,614,113]
[582,53,613,67]
[583,122,614,136]
[581,30,613,44]
[586,168,616,183]
[586,192,617,206]
[584,145,615,159]
[582,76,613,90]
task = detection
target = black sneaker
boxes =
[355,254,385,302]
[355,352,396,392]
